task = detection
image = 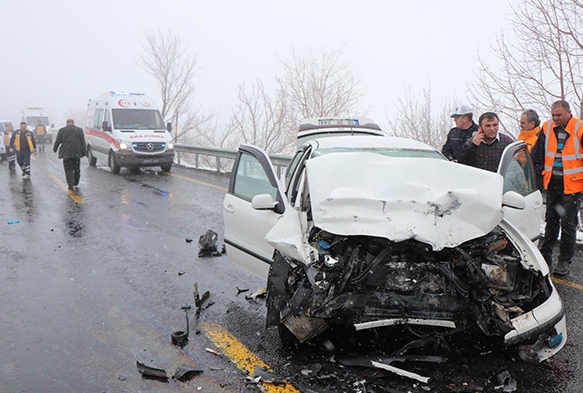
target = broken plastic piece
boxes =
[174,365,203,382]
[495,370,517,392]
[185,238,193,243]
[253,366,283,384]
[205,347,220,355]
[198,229,222,257]
[245,287,267,301]
[7,220,20,224]
[136,361,169,381]
[236,286,249,295]
[370,360,429,384]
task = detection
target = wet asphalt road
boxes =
[0,149,582,393]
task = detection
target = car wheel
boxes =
[161,163,172,172]
[109,152,121,174]
[87,147,97,166]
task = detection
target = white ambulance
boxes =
[85,92,175,173]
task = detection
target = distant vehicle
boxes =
[84,91,175,173]
[0,120,14,159]
[22,108,53,144]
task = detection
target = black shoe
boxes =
[554,260,570,276]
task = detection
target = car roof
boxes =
[307,135,440,151]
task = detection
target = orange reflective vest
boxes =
[13,131,35,152]
[36,124,46,135]
[542,117,583,194]
[3,133,10,146]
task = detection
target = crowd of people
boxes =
[442,101,583,277]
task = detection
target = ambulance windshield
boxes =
[112,109,165,130]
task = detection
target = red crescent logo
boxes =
[141,100,151,107]
[118,99,131,107]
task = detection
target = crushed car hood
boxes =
[304,153,504,251]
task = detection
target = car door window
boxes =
[503,149,537,196]
[233,152,278,201]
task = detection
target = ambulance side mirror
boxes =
[102,121,111,132]
[166,122,172,132]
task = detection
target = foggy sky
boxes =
[0,0,515,129]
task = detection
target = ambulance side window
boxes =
[93,108,104,131]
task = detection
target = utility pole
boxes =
[174,110,179,143]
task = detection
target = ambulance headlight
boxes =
[119,141,130,150]
[167,142,174,150]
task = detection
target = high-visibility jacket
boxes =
[518,126,540,152]
[35,124,46,135]
[3,132,11,146]
[12,130,35,152]
[542,116,583,194]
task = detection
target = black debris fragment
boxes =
[178,271,185,276]
[136,361,169,381]
[253,366,284,385]
[198,229,222,257]
[236,286,249,295]
[174,365,203,382]
[186,238,193,243]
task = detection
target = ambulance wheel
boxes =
[87,147,97,166]
[109,152,121,174]
[161,163,172,172]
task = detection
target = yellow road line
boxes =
[50,175,84,204]
[202,322,300,393]
[552,277,583,291]
[165,172,228,191]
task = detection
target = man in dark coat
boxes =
[53,119,87,190]
[442,104,479,161]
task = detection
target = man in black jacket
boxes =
[53,119,87,190]
[442,104,479,161]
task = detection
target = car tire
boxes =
[161,163,172,172]
[109,152,121,174]
[87,147,97,166]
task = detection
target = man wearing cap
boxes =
[458,111,513,172]
[442,104,479,161]
[531,100,583,277]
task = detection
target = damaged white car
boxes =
[223,134,566,361]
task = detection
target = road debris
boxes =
[171,304,191,347]
[253,365,284,384]
[198,229,222,257]
[206,347,220,355]
[236,286,249,295]
[495,370,517,392]
[245,287,267,301]
[185,237,193,243]
[136,361,169,381]
[174,365,203,382]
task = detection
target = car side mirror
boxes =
[251,194,279,211]
[166,122,172,132]
[102,121,111,132]
[502,191,526,210]
[51,123,54,128]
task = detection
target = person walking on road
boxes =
[457,112,513,172]
[53,119,87,190]
[518,109,541,152]
[532,100,583,277]
[9,121,37,179]
[3,124,16,170]
[35,119,48,152]
[442,104,479,161]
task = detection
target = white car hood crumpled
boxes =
[305,152,504,251]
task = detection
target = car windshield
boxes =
[112,109,165,130]
[312,147,446,159]
[26,117,49,126]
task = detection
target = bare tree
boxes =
[228,48,365,154]
[386,85,454,150]
[471,0,583,135]
[138,29,212,143]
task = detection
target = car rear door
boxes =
[498,141,544,242]
[223,145,287,279]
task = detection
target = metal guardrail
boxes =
[174,144,293,177]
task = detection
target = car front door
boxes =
[223,145,287,279]
[498,141,544,242]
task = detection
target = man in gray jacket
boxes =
[53,119,87,190]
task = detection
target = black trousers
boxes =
[540,176,582,265]
[63,157,81,188]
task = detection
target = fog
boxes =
[0,0,515,129]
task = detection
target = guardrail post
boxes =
[195,153,199,168]
[216,157,221,172]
